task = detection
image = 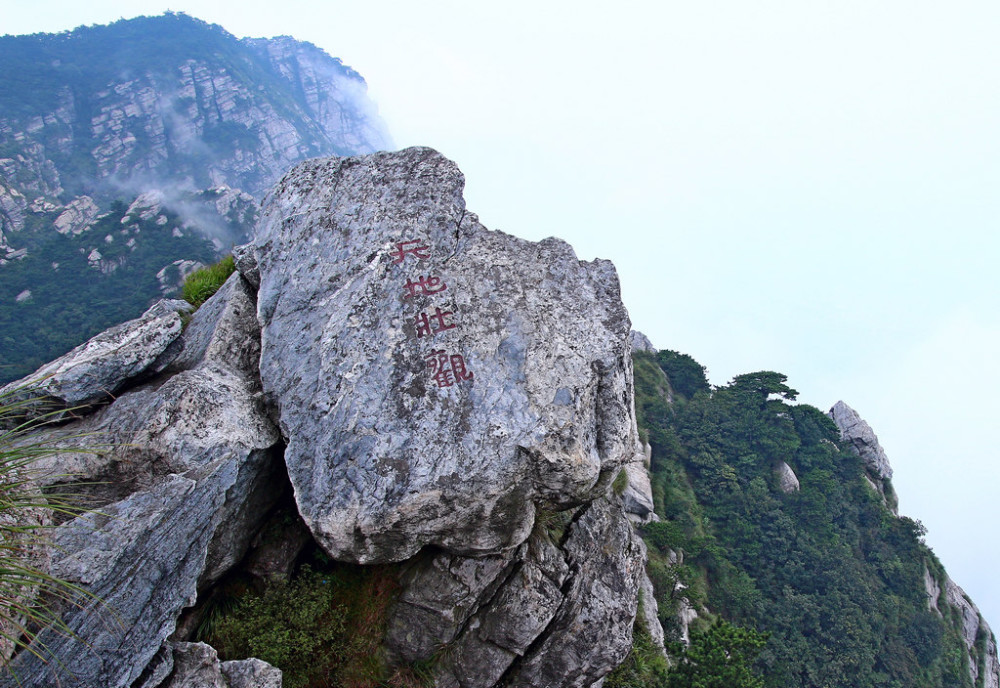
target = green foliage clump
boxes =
[666,619,769,688]
[654,350,709,400]
[181,255,236,308]
[204,558,408,688]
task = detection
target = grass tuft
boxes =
[181,255,236,308]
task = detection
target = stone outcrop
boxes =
[249,147,637,564]
[386,497,644,688]
[1,147,645,688]
[630,330,656,354]
[154,643,282,688]
[0,299,192,416]
[828,400,893,480]
[776,460,800,493]
[945,578,1000,688]
[1,273,281,688]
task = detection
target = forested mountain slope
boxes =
[0,13,390,382]
[614,348,998,688]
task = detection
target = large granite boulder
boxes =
[249,147,638,563]
[2,147,645,688]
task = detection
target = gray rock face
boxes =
[946,578,1000,688]
[630,330,656,354]
[776,460,800,493]
[828,400,893,480]
[253,147,637,564]
[153,642,282,688]
[1,298,192,416]
[0,276,282,688]
[622,453,656,522]
[3,147,645,688]
[386,497,644,688]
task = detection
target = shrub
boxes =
[181,254,236,308]
[205,559,405,688]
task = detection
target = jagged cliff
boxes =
[0,13,391,382]
[0,147,647,688]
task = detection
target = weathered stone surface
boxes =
[53,195,100,235]
[157,642,227,688]
[231,242,260,288]
[387,498,643,688]
[776,460,800,493]
[828,401,893,480]
[152,642,282,688]
[946,578,1000,688]
[253,147,637,564]
[1,298,192,416]
[622,451,656,522]
[507,498,645,687]
[630,330,656,354]
[638,569,667,657]
[221,658,283,688]
[0,280,281,688]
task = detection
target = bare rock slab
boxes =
[252,147,637,563]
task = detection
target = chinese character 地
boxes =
[389,239,431,263]
[415,307,457,337]
[403,275,447,298]
[425,349,474,388]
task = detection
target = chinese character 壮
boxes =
[415,307,457,337]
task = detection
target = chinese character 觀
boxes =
[426,349,474,388]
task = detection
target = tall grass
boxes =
[0,388,99,674]
[181,254,236,308]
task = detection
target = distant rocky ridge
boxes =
[0,147,649,688]
[0,12,391,382]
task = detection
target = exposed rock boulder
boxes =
[630,330,656,354]
[386,497,644,688]
[53,195,100,235]
[622,454,656,522]
[0,298,192,417]
[251,147,638,564]
[828,400,893,480]
[776,461,800,493]
[0,276,282,688]
[152,642,282,688]
[2,147,645,688]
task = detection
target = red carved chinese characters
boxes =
[389,236,474,387]
[403,275,447,298]
[389,239,431,263]
[415,307,457,338]
[426,349,474,388]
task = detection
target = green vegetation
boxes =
[622,350,976,688]
[201,553,425,688]
[181,254,235,308]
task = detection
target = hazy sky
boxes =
[5,0,999,628]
